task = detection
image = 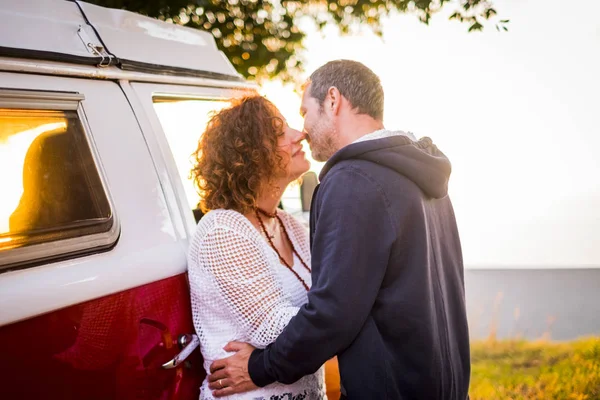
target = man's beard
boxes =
[309,119,337,162]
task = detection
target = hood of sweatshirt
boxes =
[319,133,452,199]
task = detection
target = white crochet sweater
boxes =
[188,209,326,400]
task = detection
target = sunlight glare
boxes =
[0,122,67,234]
[153,99,230,209]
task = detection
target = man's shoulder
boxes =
[321,159,379,181]
[321,159,407,191]
[319,159,425,206]
[320,161,376,190]
[316,162,392,211]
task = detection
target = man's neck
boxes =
[337,117,385,149]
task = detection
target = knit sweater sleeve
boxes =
[193,224,299,349]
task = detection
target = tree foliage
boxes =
[87,0,506,82]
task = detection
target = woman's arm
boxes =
[193,225,299,348]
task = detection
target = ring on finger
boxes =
[219,379,224,389]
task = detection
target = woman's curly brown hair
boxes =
[191,95,286,214]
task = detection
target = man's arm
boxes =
[208,167,398,396]
[249,167,397,385]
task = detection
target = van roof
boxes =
[0,0,243,82]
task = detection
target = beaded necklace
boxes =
[254,207,311,291]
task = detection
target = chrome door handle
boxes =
[161,333,200,369]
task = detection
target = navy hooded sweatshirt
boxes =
[248,134,471,399]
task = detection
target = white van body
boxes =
[0,1,264,398]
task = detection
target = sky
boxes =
[0,0,597,269]
[261,0,600,268]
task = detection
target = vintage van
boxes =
[0,1,324,399]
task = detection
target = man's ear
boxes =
[326,86,342,116]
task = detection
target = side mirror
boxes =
[300,171,318,212]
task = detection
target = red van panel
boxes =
[0,273,204,400]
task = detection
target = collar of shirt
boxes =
[351,129,417,145]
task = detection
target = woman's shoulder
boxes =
[194,209,258,240]
[277,210,309,241]
[277,210,308,229]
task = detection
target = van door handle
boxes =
[161,334,200,369]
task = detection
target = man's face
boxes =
[300,85,337,162]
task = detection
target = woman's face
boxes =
[275,113,311,182]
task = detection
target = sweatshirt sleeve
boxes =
[248,167,397,385]
[194,225,300,348]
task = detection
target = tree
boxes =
[87,0,507,83]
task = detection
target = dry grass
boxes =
[470,337,600,399]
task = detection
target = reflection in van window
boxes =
[153,99,229,212]
[0,109,112,253]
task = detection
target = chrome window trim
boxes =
[0,89,120,270]
[152,92,232,102]
[0,88,85,110]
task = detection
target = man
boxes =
[207,60,471,399]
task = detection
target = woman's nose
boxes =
[291,128,305,143]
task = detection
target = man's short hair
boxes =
[308,60,384,121]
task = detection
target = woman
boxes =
[188,95,325,399]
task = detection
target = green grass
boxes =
[470,337,600,399]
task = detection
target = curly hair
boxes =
[191,95,286,214]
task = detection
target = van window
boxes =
[0,107,114,268]
[152,98,229,212]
